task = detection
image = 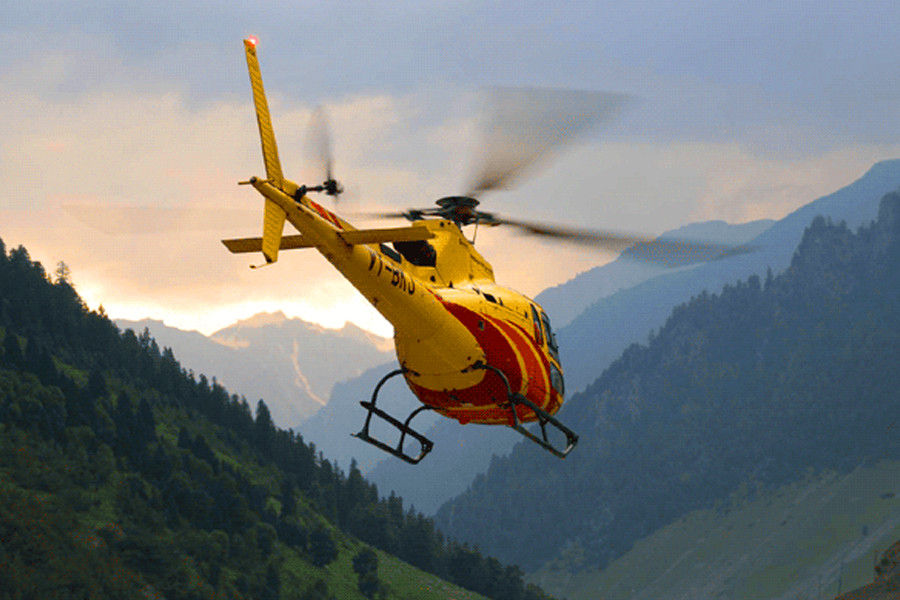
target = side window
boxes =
[550,363,565,396]
[530,305,544,346]
[379,243,402,263]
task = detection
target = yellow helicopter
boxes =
[224,37,745,463]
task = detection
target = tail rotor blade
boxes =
[306,106,344,198]
[306,106,333,181]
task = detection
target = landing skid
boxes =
[472,363,579,458]
[353,365,578,464]
[352,369,435,464]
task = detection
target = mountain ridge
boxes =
[535,217,775,328]
[116,313,393,427]
[558,158,900,394]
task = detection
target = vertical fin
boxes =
[245,37,286,263]
[244,38,284,190]
[262,199,286,263]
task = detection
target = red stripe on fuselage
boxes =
[489,317,552,409]
[309,199,343,229]
[408,302,520,415]
[404,299,560,425]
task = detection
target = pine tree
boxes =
[308,527,338,567]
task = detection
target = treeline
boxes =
[435,191,900,572]
[0,238,553,600]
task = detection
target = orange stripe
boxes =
[309,200,343,229]
[510,321,564,414]
[509,321,552,396]
[492,317,551,411]
[510,322,552,392]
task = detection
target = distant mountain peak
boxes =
[226,311,290,329]
[867,158,900,175]
[337,321,393,351]
[117,317,205,337]
[115,312,393,427]
[216,312,390,342]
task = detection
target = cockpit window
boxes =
[530,305,544,346]
[393,240,436,267]
[540,309,559,362]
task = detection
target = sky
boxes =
[1,1,898,337]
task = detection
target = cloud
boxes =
[0,69,475,336]
[2,9,898,337]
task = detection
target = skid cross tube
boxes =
[352,369,435,464]
[473,362,579,458]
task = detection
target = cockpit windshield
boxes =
[539,310,559,363]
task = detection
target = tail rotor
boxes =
[301,106,343,201]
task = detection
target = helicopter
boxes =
[224,37,748,463]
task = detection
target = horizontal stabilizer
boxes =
[338,226,435,245]
[222,234,316,254]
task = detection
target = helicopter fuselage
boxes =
[249,178,565,426]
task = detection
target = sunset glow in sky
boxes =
[1,2,898,337]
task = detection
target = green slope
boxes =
[532,460,900,600]
[0,238,553,600]
[0,373,493,600]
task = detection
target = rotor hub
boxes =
[431,196,496,227]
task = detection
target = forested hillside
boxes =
[0,238,553,600]
[435,190,900,573]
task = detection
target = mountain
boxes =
[535,218,774,328]
[433,189,900,575]
[558,159,900,394]
[0,237,556,600]
[116,312,393,428]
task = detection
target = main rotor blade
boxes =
[468,87,631,196]
[496,216,756,266]
[347,210,416,220]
